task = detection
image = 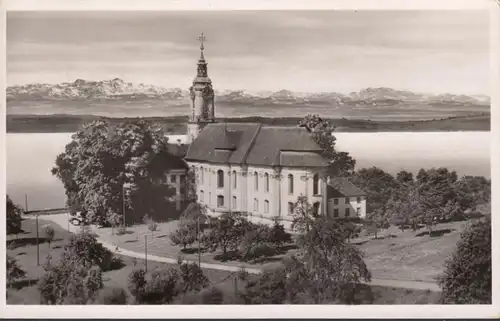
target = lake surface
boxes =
[6,132,491,211]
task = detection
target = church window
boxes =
[217,195,224,208]
[232,171,237,189]
[345,197,350,204]
[254,172,259,191]
[217,170,224,188]
[313,202,320,215]
[334,209,339,217]
[170,174,176,184]
[288,174,294,194]
[200,190,204,203]
[232,196,237,209]
[265,173,270,192]
[288,202,294,215]
[313,174,320,195]
[200,167,204,184]
[264,200,269,213]
[345,208,350,217]
[334,198,339,205]
[254,198,259,212]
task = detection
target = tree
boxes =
[143,214,158,236]
[438,218,491,304]
[178,262,209,293]
[128,267,179,304]
[95,286,129,305]
[62,229,115,271]
[239,224,277,261]
[170,222,197,249]
[290,195,317,233]
[296,216,372,303]
[350,167,399,220]
[43,225,55,248]
[268,217,292,247]
[202,212,252,258]
[299,114,356,177]
[6,195,23,235]
[51,120,179,225]
[107,210,123,235]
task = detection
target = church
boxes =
[167,34,367,229]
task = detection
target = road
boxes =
[31,213,441,292]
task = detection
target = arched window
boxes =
[313,202,320,215]
[232,196,237,209]
[232,170,237,189]
[217,170,224,188]
[200,166,204,184]
[200,190,204,203]
[264,200,269,213]
[288,202,294,215]
[313,174,320,195]
[288,174,294,194]
[265,173,270,192]
[217,195,224,207]
[254,172,259,191]
[254,198,259,212]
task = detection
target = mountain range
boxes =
[6,78,491,107]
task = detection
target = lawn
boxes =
[7,217,442,305]
[95,218,466,283]
[354,221,466,282]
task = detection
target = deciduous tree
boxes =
[51,120,179,225]
[6,195,23,235]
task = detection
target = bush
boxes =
[268,219,292,247]
[170,223,197,249]
[239,224,277,261]
[438,218,491,304]
[43,225,55,247]
[63,230,115,271]
[6,195,23,235]
[6,255,26,286]
[178,262,209,293]
[116,225,126,235]
[127,267,179,304]
[95,287,129,305]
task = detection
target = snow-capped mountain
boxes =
[6,78,491,107]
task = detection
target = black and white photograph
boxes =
[3,0,497,317]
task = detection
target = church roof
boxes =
[185,123,328,167]
[327,177,367,197]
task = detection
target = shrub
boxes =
[116,225,127,235]
[38,261,103,305]
[239,224,277,261]
[6,195,23,235]
[95,286,129,305]
[127,268,147,303]
[63,230,115,271]
[178,262,209,293]
[170,223,197,249]
[127,267,179,304]
[43,225,55,248]
[268,218,292,247]
[6,255,26,287]
[438,218,491,304]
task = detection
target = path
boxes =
[32,213,441,292]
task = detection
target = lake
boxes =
[6,132,491,211]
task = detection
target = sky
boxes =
[7,10,490,95]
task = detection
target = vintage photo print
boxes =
[2,0,499,318]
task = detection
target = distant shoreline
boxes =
[6,113,490,134]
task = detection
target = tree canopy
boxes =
[7,195,23,235]
[51,120,181,225]
[299,114,356,177]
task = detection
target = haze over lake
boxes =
[6,132,490,211]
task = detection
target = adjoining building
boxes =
[165,34,367,228]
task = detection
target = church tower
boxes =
[187,33,215,144]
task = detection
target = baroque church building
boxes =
[171,34,366,229]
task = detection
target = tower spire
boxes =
[198,32,206,61]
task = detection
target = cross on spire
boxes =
[198,32,206,51]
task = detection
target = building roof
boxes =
[185,123,328,168]
[327,177,367,197]
[165,143,189,169]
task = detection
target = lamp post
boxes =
[144,234,148,273]
[122,184,126,227]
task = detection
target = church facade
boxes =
[176,34,366,228]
